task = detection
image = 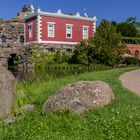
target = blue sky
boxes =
[0,0,140,24]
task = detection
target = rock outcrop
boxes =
[0,5,30,45]
[42,81,114,114]
[0,5,32,67]
[0,22,24,45]
[0,65,15,118]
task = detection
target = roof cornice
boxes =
[24,13,37,21]
[24,11,97,22]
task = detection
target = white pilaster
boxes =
[93,22,96,34]
[24,23,26,45]
[93,16,97,36]
[37,14,41,43]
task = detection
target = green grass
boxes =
[1,67,140,140]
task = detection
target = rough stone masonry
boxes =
[0,5,32,68]
[0,65,15,118]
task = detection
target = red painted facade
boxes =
[25,16,37,42]
[41,16,94,42]
[24,9,96,45]
[127,44,140,60]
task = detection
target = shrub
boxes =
[124,57,138,65]
[54,50,72,64]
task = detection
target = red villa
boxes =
[24,5,97,50]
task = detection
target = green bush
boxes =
[29,46,72,68]
[124,57,138,65]
[54,50,72,64]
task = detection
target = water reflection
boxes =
[9,65,110,83]
[9,67,35,82]
[9,67,84,83]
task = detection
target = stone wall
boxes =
[0,21,24,45]
[0,5,31,46]
[0,5,32,68]
[0,45,33,68]
[27,43,75,53]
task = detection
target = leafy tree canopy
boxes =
[70,40,97,66]
[125,16,137,24]
[111,16,140,37]
[94,19,128,66]
[71,19,128,67]
[117,22,138,37]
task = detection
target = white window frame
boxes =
[83,26,89,39]
[48,22,55,37]
[66,24,73,39]
[28,24,33,38]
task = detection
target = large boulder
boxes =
[0,65,15,118]
[42,81,114,114]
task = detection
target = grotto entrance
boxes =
[8,54,20,69]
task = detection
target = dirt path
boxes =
[119,69,140,96]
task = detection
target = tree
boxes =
[126,17,137,24]
[54,50,63,64]
[111,21,118,27]
[70,40,96,66]
[117,22,138,37]
[94,19,128,66]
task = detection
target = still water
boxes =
[9,67,87,83]
[9,65,110,83]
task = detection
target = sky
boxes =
[0,0,140,24]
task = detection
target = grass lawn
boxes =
[0,67,140,140]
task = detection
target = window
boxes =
[20,35,24,43]
[83,26,89,39]
[66,25,73,38]
[28,24,33,38]
[48,48,55,52]
[48,23,55,37]
[2,35,6,43]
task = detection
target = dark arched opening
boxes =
[2,35,6,43]
[20,35,24,44]
[127,50,131,54]
[66,48,72,52]
[8,54,20,69]
[134,50,140,66]
[134,50,139,59]
[48,48,55,52]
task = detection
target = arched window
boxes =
[2,35,6,43]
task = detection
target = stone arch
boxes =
[134,50,139,59]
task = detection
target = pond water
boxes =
[9,67,88,83]
[9,65,111,83]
